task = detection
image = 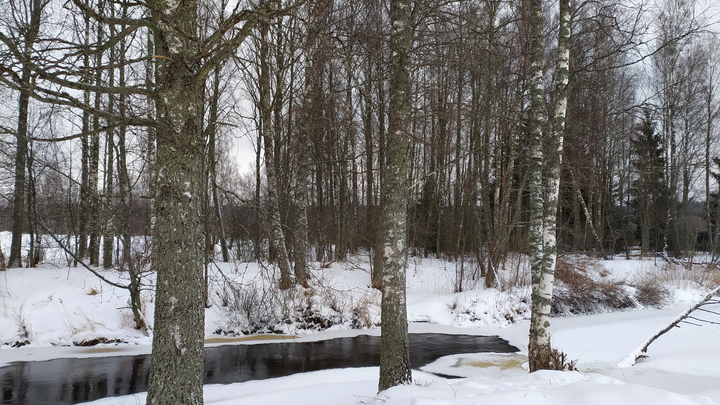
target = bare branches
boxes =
[198,0,305,82]
[70,0,150,27]
[40,222,132,291]
[621,286,720,366]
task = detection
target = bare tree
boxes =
[527,0,570,371]
[378,0,413,390]
[6,0,44,268]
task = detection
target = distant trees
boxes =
[631,113,669,254]
[0,0,719,392]
[6,0,43,268]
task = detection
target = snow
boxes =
[0,235,718,405]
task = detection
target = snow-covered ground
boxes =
[0,234,718,405]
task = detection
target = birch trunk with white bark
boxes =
[378,0,412,391]
[528,0,570,372]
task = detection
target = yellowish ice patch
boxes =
[454,353,527,371]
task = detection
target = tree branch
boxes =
[619,285,720,366]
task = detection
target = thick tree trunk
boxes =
[145,0,206,403]
[527,0,550,371]
[145,32,157,239]
[378,0,412,391]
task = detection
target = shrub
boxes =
[632,277,671,308]
[552,257,635,315]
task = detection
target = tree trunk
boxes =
[115,8,144,330]
[259,21,293,289]
[102,28,116,269]
[528,0,570,372]
[8,0,43,268]
[145,0,207,402]
[7,0,44,268]
[294,0,331,287]
[207,66,231,263]
[102,120,115,269]
[373,61,387,289]
[378,0,413,391]
[88,4,103,267]
[8,64,31,269]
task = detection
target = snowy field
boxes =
[0,232,718,405]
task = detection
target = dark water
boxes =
[0,333,518,405]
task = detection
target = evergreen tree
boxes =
[631,112,669,254]
[706,157,720,253]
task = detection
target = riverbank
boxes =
[71,302,719,405]
[0,248,718,404]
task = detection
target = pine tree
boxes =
[630,112,669,254]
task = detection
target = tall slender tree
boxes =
[7,0,43,268]
[378,0,413,391]
[527,0,570,371]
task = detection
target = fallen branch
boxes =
[619,285,720,367]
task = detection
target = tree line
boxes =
[2,0,720,273]
[1,0,719,401]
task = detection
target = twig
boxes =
[620,285,720,366]
[697,308,720,316]
[40,223,129,290]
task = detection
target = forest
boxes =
[1,0,719,402]
[2,0,720,272]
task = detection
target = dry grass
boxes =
[552,258,635,315]
[631,274,672,308]
[499,256,712,315]
[642,262,720,290]
[496,252,531,291]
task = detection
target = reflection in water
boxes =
[0,333,518,404]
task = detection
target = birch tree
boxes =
[145,0,297,400]
[378,0,413,390]
[527,0,570,371]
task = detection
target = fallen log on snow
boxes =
[619,285,720,367]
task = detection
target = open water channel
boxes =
[0,333,519,404]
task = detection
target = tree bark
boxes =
[294,0,332,287]
[145,0,207,403]
[102,21,116,269]
[7,64,31,269]
[88,1,104,266]
[528,0,570,372]
[8,0,43,269]
[207,66,231,263]
[378,0,413,391]
[258,21,293,289]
